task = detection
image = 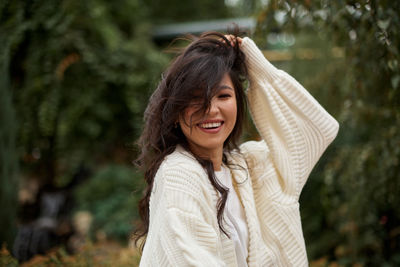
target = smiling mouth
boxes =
[198,121,224,129]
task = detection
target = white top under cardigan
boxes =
[139,37,339,266]
[215,165,248,267]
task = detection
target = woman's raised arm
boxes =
[241,37,339,201]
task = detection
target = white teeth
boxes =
[199,122,222,129]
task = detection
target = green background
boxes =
[1,0,399,265]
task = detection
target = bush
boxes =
[256,1,400,264]
[74,165,144,243]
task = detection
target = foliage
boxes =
[1,0,168,188]
[74,165,144,243]
[0,6,19,247]
[0,244,18,267]
[0,55,18,248]
[0,0,246,254]
[0,242,140,267]
[255,0,400,265]
[145,0,232,23]
[3,0,400,264]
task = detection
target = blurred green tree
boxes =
[0,0,244,248]
[0,25,19,249]
[0,0,167,248]
[146,0,232,23]
[255,0,400,265]
[1,0,167,188]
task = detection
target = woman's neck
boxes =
[209,150,223,171]
[187,143,223,171]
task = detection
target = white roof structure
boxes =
[152,17,256,40]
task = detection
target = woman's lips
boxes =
[197,121,224,133]
[198,121,222,128]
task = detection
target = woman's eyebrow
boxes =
[218,85,234,91]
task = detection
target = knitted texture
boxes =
[139,37,339,267]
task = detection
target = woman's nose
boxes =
[208,99,219,115]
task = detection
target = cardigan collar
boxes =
[227,153,262,267]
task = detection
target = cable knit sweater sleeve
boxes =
[240,37,339,201]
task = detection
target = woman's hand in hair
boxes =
[223,34,242,47]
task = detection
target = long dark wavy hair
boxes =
[134,30,248,249]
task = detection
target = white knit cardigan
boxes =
[139,37,339,267]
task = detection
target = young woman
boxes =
[135,31,339,266]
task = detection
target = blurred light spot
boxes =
[377,19,390,30]
[314,9,328,20]
[267,32,295,47]
[349,30,357,41]
[345,5,362,18]
[281,33,295,46]
[274,11,287,26]
[346,5,356,15]
[267,32,279,45]
[225,0,240,7]
[260,0,269,8]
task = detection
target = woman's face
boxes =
[179,73,237,157]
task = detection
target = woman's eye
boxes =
[218,94,231,99]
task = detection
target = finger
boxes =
[223,34,237,47]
